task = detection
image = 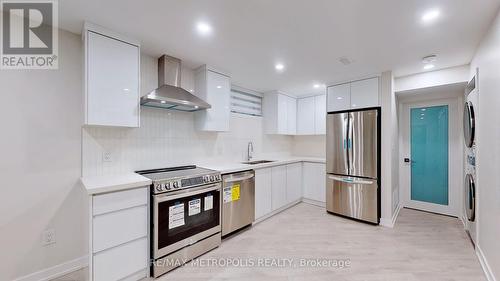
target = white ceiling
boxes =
[58,0,500,96]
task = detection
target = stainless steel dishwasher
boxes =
[221,170,255,236]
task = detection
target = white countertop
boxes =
[80,156,325,194]
[81,173,152,195]
[197,156,325,174]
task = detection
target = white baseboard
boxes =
[12,256,88,281]
[253,200,302,224]
[380,204,402,228]
[301,198,326,208]
[476,245,497,281]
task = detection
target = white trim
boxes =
[301,198,326,208]
[12,256,88,281]
[399,98,463,217]
[476,246,497,281]
[380,204,402,228]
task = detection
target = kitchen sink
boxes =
[241,160,275,165]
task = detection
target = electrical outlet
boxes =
[102,151,112,162]
[42,229,56,246]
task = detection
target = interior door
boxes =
[326,113,349,175]
[348,109,378,179]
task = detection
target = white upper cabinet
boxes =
[327,77,379,112]
[297,96,315,135]
[327,83,350,112]
[84,23,140,127]
[263,91,296,135]
[286,96,297,134]
[350,77,379,109]
[314,94,326,134]
[194,66,231,131]
[296,94,326,135]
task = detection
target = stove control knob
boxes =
[165,182,171,190]
[210,175,215,181]
[173,181,179,188]
[216,175,221,181]
[156,184,163,192]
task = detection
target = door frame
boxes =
[399,98,463,217]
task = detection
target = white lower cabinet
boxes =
[90,187,149,281]
[302,162,326,203]
[255,168,273,219]
[271,166,287,210]
[286,163,302,203]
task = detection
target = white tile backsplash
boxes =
[82,108,293,177]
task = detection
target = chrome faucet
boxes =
[247,142,254,161]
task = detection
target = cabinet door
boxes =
[327,83,350,112]
[314,95,326,135]
[287,96,297,135]
[297,97,315,135]
[350,77,379,109]
[286,163,302,203]
[86,31,139,127]
[271,165,287,210]
[277,94,288,134]
[204,70,231,131]
[255,168,272,219]
[303,162,326,202]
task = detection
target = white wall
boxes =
[0,30,87,280]
[82,54,293,176]
[292,135,326,158]
[395,65,470,92]
[470,8,500,280]
[380,71,399,224]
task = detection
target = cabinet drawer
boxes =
[93,187,148,215]
[93,205,147,253]
[93,237,148,281]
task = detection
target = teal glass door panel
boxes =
[410,105,449,205]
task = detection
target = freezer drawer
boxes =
[222,171,255,236]
[326,174,379,224]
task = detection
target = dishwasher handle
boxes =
[224,173,254,183]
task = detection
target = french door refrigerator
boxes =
[326,107,380,224]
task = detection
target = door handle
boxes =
[224,174,254,183]
[328,175,374,185]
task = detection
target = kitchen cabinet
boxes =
[263,91,297,135]
[302,162,326,203]
[286,163,302,203]
[271,165,287,210]
[255,168,273,219]
[89,187,149,281]
[296,95,326,135]
[350,77,379,109]
[84,23,140,127]
[327,77,379,112]
[327,83,350,112]
[194,66,231,131]
[314,95,326,134]
[297,97,315,135]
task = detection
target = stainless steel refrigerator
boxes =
[326,108,380,224]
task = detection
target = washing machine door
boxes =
[465,174,475,221]
[463,101,475,148]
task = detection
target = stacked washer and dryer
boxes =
[463,71,478,246]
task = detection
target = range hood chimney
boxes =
[140,55,210,111]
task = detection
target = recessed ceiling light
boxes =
[423,64,435,70]
[196,21,213,36]
[216,85,222,89]
[422,9,440,23]
[313,84,321,89]
[275,63,285,71]
[337,97,343,100]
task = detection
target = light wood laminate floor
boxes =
[55,203,484,281]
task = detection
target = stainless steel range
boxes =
[136,166,222,278]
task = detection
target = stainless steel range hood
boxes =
[140,55,210,111]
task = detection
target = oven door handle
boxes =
[155,184,220,203]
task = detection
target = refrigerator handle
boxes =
[345,114,350,173]
[328,175,375,185]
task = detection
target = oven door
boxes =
[153,183,221,259]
